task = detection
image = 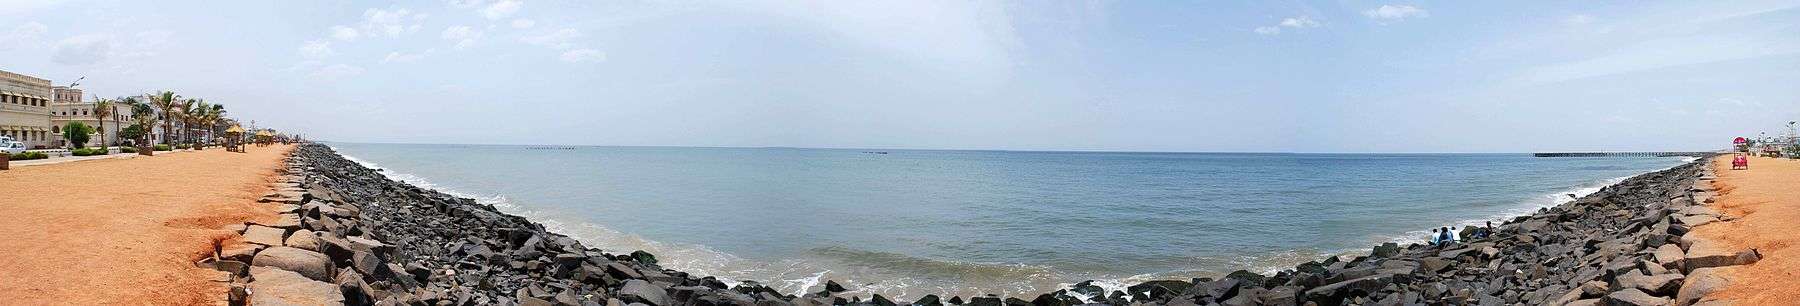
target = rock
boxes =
[1261,286,1301,306]
[1617,271,1684,296]
[630,250,659,265]
[607,262,644,280]
[242,225,287,246]
[1604,288,1669,306]
[519,288,555,306]
[1304,274,1392,304]
[824,280,847,293]
[1675,268,1731,306]
[1126,280,1191,301]
[621,279,672,306]
[252,246,334,281]
[1683,246,1761,273]
[1372,242,1400,258]
[283,229,321,252]
[1223,270,1266,286]
[249,266,345,306]
[1419,257,1455,273]
[219,243,265,263]
[267,213,303,230]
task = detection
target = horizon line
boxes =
[315,140,1724,155]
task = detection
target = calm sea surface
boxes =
[325,143,1690,299]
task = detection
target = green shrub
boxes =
[10,152,48,160]
[120,146,138,153]
[154,144,172,151]
[71,148,108,156]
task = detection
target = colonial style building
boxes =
[1,69,53,148]
[49,95,131,148]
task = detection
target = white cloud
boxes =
[441,26,483,49]
[52,34,112,65]
[511,19,536,29]
[559,48,606,63]
[521,28,580,49]
[299,40,335,59]
[2,22,49,50]
[1255,16,1319,35]
[1280,16,1320,28]
[310,64,365,79]
[1565,14,1595,25]
[448,0,484,9]
[330,25,361,41]
[382,49,433,63]
[1363,5,1429,21]
[361,7,426,38]
[482,0,523,20]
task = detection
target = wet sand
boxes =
[0,145,293,305]
[1696,156,1800,304]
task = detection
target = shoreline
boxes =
[197,143,1749,305]
[329,144,1693,297]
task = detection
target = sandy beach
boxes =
[0,145,292,305]
[1695,156,1800,304]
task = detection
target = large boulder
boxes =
[242,225,287,247]
[252,246,334,281]
[1615,271,1684,296]
[283,229,321,252]
[1675,268,1732,306]
[620,279,672,306]
[1604,288,1668,306]
[249,266,344,305]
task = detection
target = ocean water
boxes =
[325,143,1691,299]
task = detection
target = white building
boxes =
[1,69,53,148]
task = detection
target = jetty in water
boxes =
[1532,151,1718,157]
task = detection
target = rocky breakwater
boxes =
[194,145,1756,306]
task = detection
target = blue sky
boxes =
[2,0,1796,152]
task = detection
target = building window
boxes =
[52,126,60,133]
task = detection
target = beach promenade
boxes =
[1696,156,1800,304]
[0,145,292,304]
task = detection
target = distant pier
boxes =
[1532,152,1717,157]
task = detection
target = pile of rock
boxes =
[202,144,1755,306]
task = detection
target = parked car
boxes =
[1,137,24,155]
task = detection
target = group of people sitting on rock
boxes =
[1427,221,1495,246]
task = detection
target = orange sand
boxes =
[0,145,292,305]
[1695,156,1800,304]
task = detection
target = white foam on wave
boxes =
[1376,157,1696,246]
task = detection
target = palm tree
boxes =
[149,91,181,145]
[206,104,226,146]
[183,99,208,148]
[122,97,158,148]
[91,98,114,153]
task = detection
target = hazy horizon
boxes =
[5,1,1798,153]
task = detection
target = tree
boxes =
[119,124,148,145]
[92,98,114,150]
[205,104,225,145]
[124,96,159,146]
[182,99,207,146]
[62,122,93,148]
[149,91,181,145]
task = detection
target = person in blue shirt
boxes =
[1438,227,1455,245]
[1428,228,1442,245]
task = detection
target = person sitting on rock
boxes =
[1428,228,1442,245]
[1438,227,1455,245]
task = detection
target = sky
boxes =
[2,0,1797,153]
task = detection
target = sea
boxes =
[324,142,1693,299]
